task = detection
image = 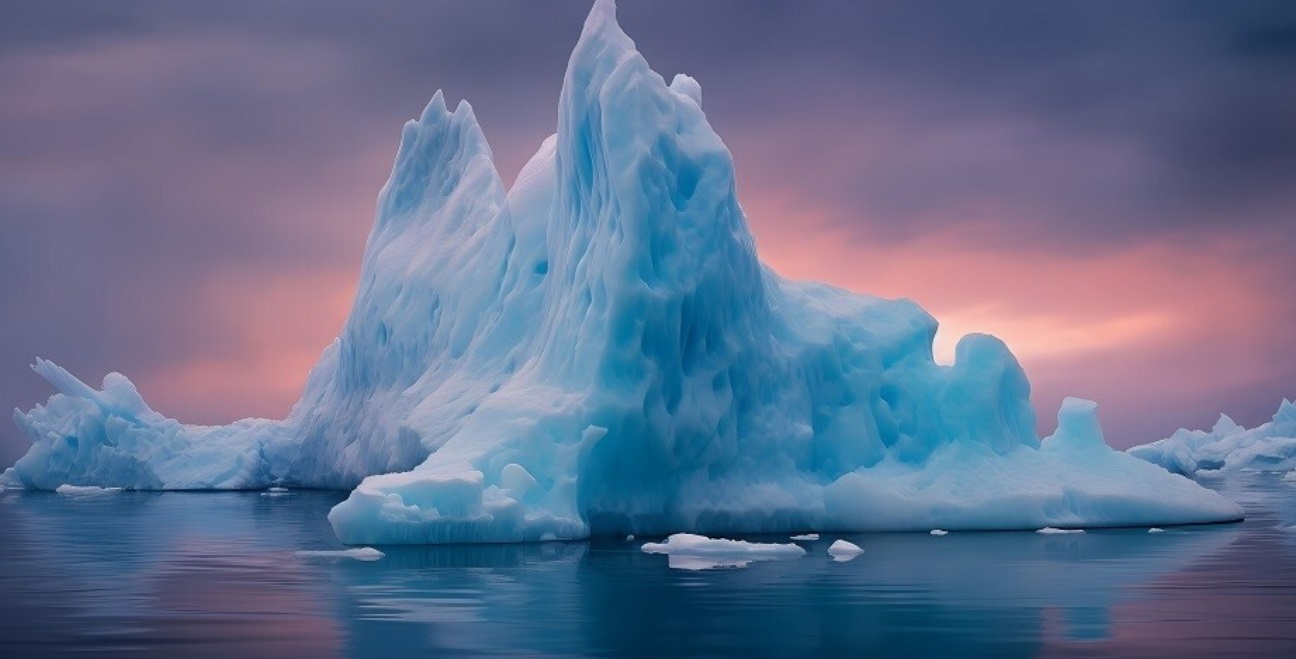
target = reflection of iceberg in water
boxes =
[0,492,348,655]
[0,489,1258,656]
[1207,472,1296,554]
[321,530,1237,654]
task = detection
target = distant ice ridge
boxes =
[7,0,1242,544]
[1128,399,1296,477]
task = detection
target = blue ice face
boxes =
[6,0,1243,543]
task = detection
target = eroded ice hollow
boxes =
[4,0,1242,544]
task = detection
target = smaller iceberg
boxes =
[790,533,819,541]
[641,533,805,570]
[1129,399,1296,477]
[1036,527,1084,535]
[827,540,864,561]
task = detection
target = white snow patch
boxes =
[827,540,864,562]
[295,548,384,561]
[641,533,805,570]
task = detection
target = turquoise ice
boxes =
[1129,399,1296,476]
[5,1,1242,544]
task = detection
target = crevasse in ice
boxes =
[6,0,1243,543]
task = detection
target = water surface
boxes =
[2,474,1294,658]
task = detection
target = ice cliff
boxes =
[5,0,1243,543]
[1129,400,1296,476]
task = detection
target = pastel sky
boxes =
[2,0,1293,465]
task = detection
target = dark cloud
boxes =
[1,0,1294,463]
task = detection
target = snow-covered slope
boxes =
[1129,400,1296,477]
[6,0,1242,543]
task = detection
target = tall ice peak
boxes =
[6,0,1245,544]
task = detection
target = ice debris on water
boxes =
[55,484,122,495]
[827,540,864,562]
[295,548,384,561]
[641,533,804,570]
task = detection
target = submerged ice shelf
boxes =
[7,0,1242,544]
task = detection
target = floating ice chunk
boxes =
[930,529,949,536]
[1036,527,1085,535]
[268,486,289,493]
[1284,472,1296,483]
[641,533,805,570]
[55,484,122,495]
[790,533,819,541]
[1148,528,1165,533]
[827,540,864,561]
[625,534,635,541]
[295,548,384,561]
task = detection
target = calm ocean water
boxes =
[1,473,1294,658]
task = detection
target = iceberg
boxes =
[1128,399,1296,477]
[6,0,1242,544]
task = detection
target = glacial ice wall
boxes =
[6,0,1243,543]
[1129,399,1296,476]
